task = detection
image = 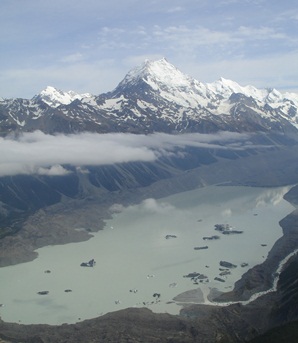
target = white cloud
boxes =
[76,166,90,174]
[0,132,155,177]
[125,198,176,215]
[109,203,125,213]
[141,198,175,213]
[167,6,184,13]
[255,186,292,207]
[60,53,85,64]
[37,165,71,176]
[221,208,232,218]
[0,131,254,177]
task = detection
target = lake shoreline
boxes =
[174,185,298,306]
[1,145,298,269]
[0,184,296,325]
[0,183,296,271]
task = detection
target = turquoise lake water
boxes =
[0,185,294,324]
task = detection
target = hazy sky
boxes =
[1,0,297,98]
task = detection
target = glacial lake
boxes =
[0,185,294,325]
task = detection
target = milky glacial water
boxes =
[0,185,294,325]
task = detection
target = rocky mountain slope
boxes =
[0,58,298,135]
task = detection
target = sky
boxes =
[0,0,298,98]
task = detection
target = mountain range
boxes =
[1,58,298,135]
[1,59,298,342]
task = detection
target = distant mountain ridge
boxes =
[32,86,92,108]
[0,58,298,135]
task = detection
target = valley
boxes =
[0,59,298,341]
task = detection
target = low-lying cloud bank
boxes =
[0,131,254,177]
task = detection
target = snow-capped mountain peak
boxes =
[109,58,298,120]
[114,58,209,108]
[1,58,298,136]
[33,86,92,108]
[119,58,196,89]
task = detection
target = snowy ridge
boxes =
[0,58,298,134]
[206,78,268,102]
[115,59,298,113]
[34,86,93,108]
[122,59,298,106]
